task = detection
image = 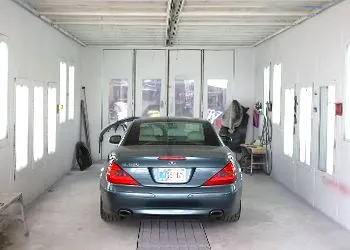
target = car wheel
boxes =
[222,201,241,222]
[75,141,92,171]
[100,198,121,223]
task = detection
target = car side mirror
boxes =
[220,135,232,145]
[109,135,122,144]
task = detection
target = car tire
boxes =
[100,198,121,223]
[75,141,92,171]
[223,201,241,222]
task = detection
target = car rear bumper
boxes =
[100,183,242,217]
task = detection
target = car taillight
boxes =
[106,161,140,186]
[203,161,237,186]
[158,156,186,161]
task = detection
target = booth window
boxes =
[319,86,335,175]
[48,87,57,154]
[16,85,29,171]
[346,45,350,140]
[59,62,67,123]
[272,64,282,124]
[299,87,312,165]
[33,87,44,161]
[0,41,8,140]
[263,65,270,115]
[284,88,294,157]
[68,65,75,120]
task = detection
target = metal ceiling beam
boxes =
[86,45,252,49]
[11,0,86,46]
[55,21,166,26]
[181,11,309,17]
[253,0,344,47]
[166,0,185,46]
[40,11,167,17]
[165,0,172,46]
[179,22,291,26]
[55,20,290,26]
[184,1,331,8]
[78,36,166,39]
[183,0,330,4]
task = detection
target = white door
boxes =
[135,50,167,117]
[168,50,201,117]
[102,50,134,158]
[203,50,234,131]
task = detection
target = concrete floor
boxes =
[2,164,350,250]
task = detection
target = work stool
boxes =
[0,193,29,237]
[239,144,266,175]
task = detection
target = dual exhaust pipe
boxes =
[118,209,224,218]
[118,209,132,218]
[209,210,224,218]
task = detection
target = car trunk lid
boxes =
[113,145,230,187]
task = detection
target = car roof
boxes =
[134,117,208,123]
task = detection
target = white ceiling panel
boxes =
[13,0,343,47]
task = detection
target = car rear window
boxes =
[123,120,220,146]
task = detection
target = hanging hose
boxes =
[261,103,273,175]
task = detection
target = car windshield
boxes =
[123,120,220,146]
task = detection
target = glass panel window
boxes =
[108,79,128,123]
[207,79,227,131]
[346,45,350,140]
[284,88,294,157]
[0,41,8,140]
[124,121,220,146]
[263,66,270,115]
[33,87,44,161]
[68,66,75,120]
[175,80,194,117]
[48,87,57,154]
[299,87,312,165]
[59,62,67,123]
[142,79,162,117]
[326,86,336,175]
[272,64,282,124]
[16,85,29,171]
[318,86,336,175]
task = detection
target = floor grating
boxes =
[137,220,211,250]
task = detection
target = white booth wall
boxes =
[0,0,81,205]
[254,0,350,230]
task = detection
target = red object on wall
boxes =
[335,103,343,116]
[253,110,259,128]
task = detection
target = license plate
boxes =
[157,168,186,183]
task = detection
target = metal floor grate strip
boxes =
[137,220,211,250]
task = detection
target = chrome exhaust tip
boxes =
[118,209,132,217]
[209,210,224,218]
